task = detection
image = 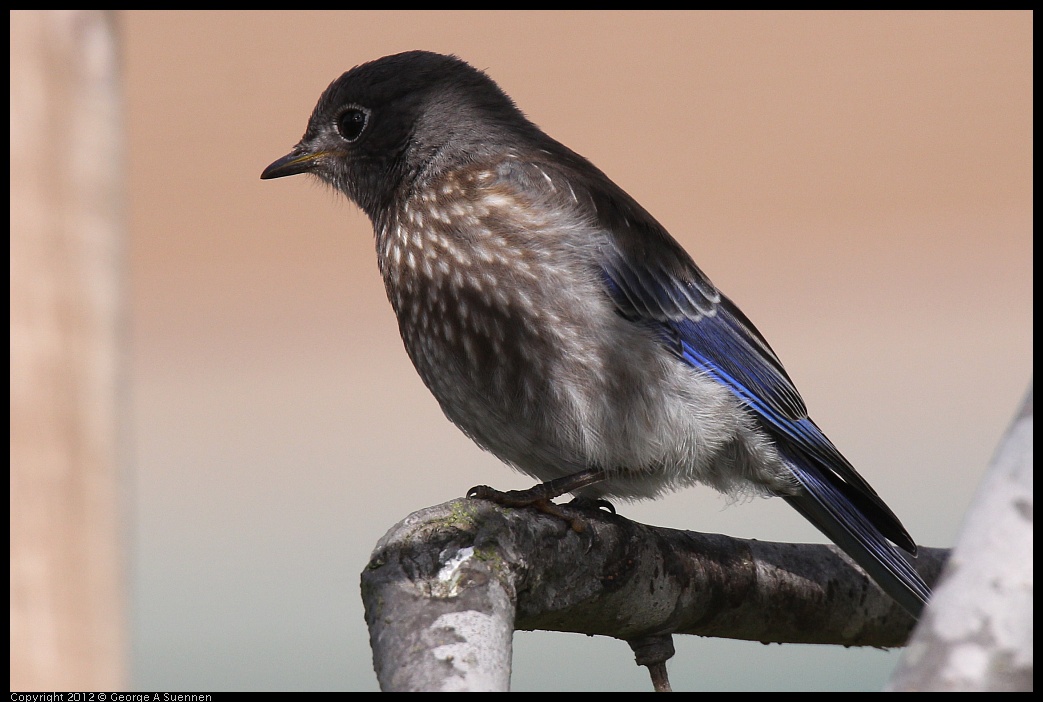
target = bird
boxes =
[261,50,931,617]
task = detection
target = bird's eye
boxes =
[336,107,369,142]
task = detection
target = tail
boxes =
[783,464,931,618]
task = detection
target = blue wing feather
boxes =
[506,154,929,614]
[601,232,930,616]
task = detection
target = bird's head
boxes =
[261,50,537,221]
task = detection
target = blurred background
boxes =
[13,11,1033,691]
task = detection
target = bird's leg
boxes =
[468,468,608,531]
[468,467,607,504]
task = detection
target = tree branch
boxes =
[888,383,1032,691]
[362,497,946,691]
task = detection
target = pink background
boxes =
[122,11,1031,690]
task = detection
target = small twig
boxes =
[629,634,675,692]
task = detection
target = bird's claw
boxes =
[468,484,587,532]
[568,495,616,515]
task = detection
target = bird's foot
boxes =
[468,484,587,531]
[467,468,609,532]
[567,495,616,515]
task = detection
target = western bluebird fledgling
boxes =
[261,51,930,617]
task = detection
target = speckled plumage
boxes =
[262,51,930,616]
[371,158,785,502]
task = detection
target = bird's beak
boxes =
[260,146,326,180]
